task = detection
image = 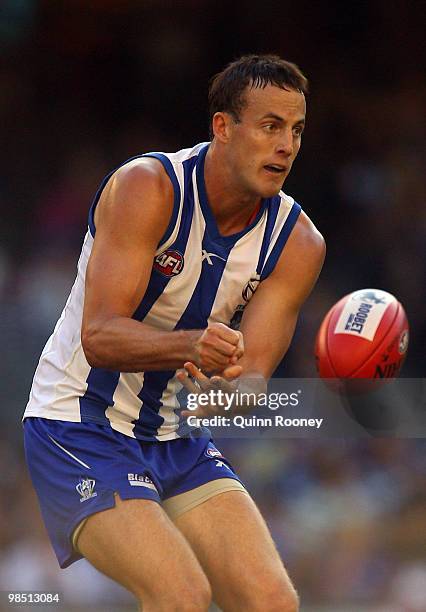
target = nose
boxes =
[276,128,294,157]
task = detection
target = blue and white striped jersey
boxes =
[24,142,301,441]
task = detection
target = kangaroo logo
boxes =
[356,291,387,305]
[76,478,97,502]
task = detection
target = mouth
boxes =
[263,164,287,175]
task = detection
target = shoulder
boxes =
[272,208,325,280]
[94,157,174,235]
[291,209,326,258]
[107,156,174,202]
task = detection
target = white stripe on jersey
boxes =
[263,192,295,263]
[156,376,182,441]
[105,372,146,438]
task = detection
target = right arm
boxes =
[81,158,241,373]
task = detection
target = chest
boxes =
[145,226,263,329]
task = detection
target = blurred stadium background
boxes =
[0,1,425,610]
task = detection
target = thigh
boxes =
[77,494,211,610]
[25,418,211,610]
[173,490,298,612]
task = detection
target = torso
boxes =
[24,142,301,441]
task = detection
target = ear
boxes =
[211,112,233,143]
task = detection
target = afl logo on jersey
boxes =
[154,250,184,277]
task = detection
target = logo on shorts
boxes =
[127,473,158,492]
[205,447,223,459]
[76,478,97,503]
[215,459,229,469]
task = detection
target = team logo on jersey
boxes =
[154,250,184,277]
[242,275,261,302]
[76,478,97,502]
[230,275,261,330]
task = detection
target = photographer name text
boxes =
[187,415,324,429]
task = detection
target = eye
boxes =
[293,125,304,137]
[263,123,278,133]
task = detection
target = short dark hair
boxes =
[208,54,308,133]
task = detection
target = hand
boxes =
[178,361,242,419]
[192,323,244,372]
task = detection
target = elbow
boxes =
[81,324,105,368]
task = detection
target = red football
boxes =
[315,289,409,378]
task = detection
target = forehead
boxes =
[241,84,306,119]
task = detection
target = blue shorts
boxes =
[23,417,242,568]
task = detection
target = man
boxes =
[24,55,325,611]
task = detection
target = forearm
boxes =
[82,316,200,371]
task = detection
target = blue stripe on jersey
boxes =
[133,224,232,439]
[173,232,231,437]
[256,196,281,275]
[260,202,301,280]
[176,231,230,327]
[133,369,177,437]
[142,153,181,248]
[79,368,120,423]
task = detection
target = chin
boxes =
[261,184,284,198]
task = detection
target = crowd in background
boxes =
[0,1,425,610]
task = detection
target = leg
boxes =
[76,494,212,611]
[172,490,299,612]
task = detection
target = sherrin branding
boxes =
[334,289,394,341]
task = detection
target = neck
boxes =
[204,142,261,236]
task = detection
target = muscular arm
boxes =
[237,210,326,383]
[81,159,240,372]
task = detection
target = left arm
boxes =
[179,211,325,416]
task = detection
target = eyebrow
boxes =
[260,113,305,125]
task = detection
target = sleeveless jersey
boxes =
[24,142,301,441]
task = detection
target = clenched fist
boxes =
[190,322,244,373]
